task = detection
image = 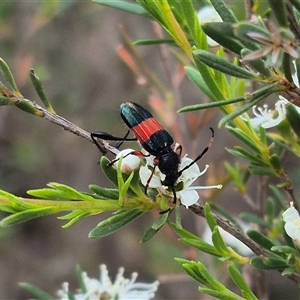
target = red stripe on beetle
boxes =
[131,117,164,143]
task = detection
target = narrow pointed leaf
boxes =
[0,57,21,95]
[210,0,237,23]
[89,185,119,200]
[228,264,258,300]
[141,212,170,242]
[100,156,119,187]
[251,257,286,270]
[286,104,300,139]
[19,283,53,300]
[179,95,245,112]
[89,209,144,238]
[267,0,288,27]
[248,165,278,176]
[226,127,261,152]
[247,229,275,250]
[226,147,267,165]
[202,22,243,54]
[184,67,217,102]
[240,213,270,228]
[168,221,200,240]
[204,202,217,231]
[234,22,270,46]
[212,227,231,255]
[198,288,245,300]
[30,69,55,113]
[93,0,149,17]
[140,226,159,242]
[134,38,177,46]
[0,207,58,227]
[180,237,221,256]
[194,50,258,79]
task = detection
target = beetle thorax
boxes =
[157,151,180,186]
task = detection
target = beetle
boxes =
[91,101,214,206]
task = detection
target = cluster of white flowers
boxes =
[57,264,159,300]
[139,155,222,208]
[116,148,222,209]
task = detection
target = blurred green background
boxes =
[0,1,299,299]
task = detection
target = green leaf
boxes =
[0,95,12,105]
[210,0,238,23]
[140,212,169,242]
[212,227,231,255]
[100,156,119,187]
[286,103,300,140]
[89,185,119,200]
[76,265,88,294]
[251,257,287,270]
[89,209,144,238]
[268,185,286,208]
[168,221,200,240]
[27,182,96,201]
[193,53,225,101]
[178,95,245,112]
[93,0,149,17]
[0,57,21,95]
[194,50,258,79]
[0,207,58,227]
[240,213,271,229]
[140,226,159,242]
[248,165,278,176]
[226,127,261,153]
[198,287,245,300]
[204,202,217,231]
[267,0,288,27]
[226,147,267,165]
[30,69,55,113]
[184,66,218,102]
[271,245,297,255]
[180,237,221,256]
[266,198,275,226]
[59,211,90,228]
[134,38,177,46]
[19,282,53,300]
[247,229,275,251]
[152,212,169,230]
[180,0,205,48]
[228,263,258,300]
[234,22,270,46]
[202,22,243,54]
[269,154,282,172]
[265,257,289,268]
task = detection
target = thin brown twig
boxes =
[11,96,119,156]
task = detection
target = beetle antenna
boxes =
[178,127,214,176]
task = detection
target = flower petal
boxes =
[179,189,199,208]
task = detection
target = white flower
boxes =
[244,96,300,129]
[139,155,222,208]
[197,6,222,47]
[282,203,300,245]
[57,264,159,300]
[251,101,286,128]
[114,149,141,173]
